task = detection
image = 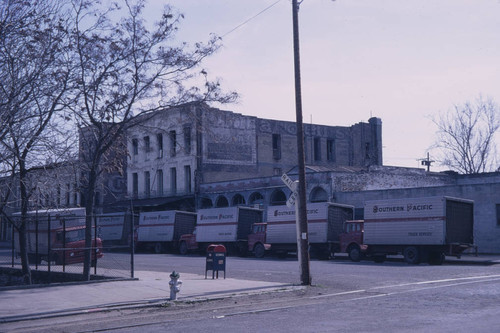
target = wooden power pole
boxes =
[291,0,311,286]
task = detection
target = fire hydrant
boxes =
[169,271,182,300]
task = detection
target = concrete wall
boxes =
[330,166,456,193]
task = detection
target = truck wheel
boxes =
[404,246,420,265]
[154,242,164,254]
[348,245,361,262]
[179,241,188,255]
[254,243,265,258]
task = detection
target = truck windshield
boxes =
[56,228,98,243]
[56,229,85,243]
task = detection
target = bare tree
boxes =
[68,0,237,279]
[0,0,74,284]
[431,96,500,174]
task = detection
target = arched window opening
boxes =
[270,190,287,206]
[249,192,264,205]
[215,195,229,208]
[310,187,328,203]
[232,194,245,206]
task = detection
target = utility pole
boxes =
[420,152,434,172]
[292,0,311,286]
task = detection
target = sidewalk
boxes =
[0,270,298,323]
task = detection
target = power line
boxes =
[220,0,283,38]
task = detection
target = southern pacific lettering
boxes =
[179,207,263,255]
[340,196,475,265]
[136,211,197,253]
[248,202,354,259]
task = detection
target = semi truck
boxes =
[14,208,103,265]
[339,196,475,264]
[247,202,354,258]
[136,210,197,253]
[179,206,263,255]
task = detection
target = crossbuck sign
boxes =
[281,173,298,207]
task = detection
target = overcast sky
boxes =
[144,0,500,171]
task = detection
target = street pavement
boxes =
[1,253,499,325]
[0,270,298,324]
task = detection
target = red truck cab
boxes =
[179,230,199,255]
[52,226,104,265]
[247,223,269,258]
[339,220,366,262]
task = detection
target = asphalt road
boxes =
[4,253,500,332]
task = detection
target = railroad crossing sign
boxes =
[281,173,298,207]
[286,191,298,208]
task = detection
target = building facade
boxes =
[0,162,82,240]
[125,103,383,210]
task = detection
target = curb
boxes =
[0,298,168,324]
[0,283,301,324]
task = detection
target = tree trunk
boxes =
[18,224,32,285]
[19,168,32,285]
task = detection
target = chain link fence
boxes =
[0,210,136,286]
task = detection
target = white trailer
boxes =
[340,196,475,264]
[14,208,86,231]
[180,206,263,255]
[136,210,197,253]
[97,213,126,242]
[363,196,474,246]
[255,202,354,258]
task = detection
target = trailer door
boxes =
[237,208,263,240]
[327,205,354,242]
[173,212,197,241]
[445,199,474,244]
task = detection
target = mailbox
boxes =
[205,244,226,279]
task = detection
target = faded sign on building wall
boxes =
[203,110,257,165]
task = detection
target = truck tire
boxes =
[254,243,265,258]
[404,246,420,265]
[179,241,188,255]
[348,245,361,262]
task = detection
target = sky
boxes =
[144,0,500,171]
